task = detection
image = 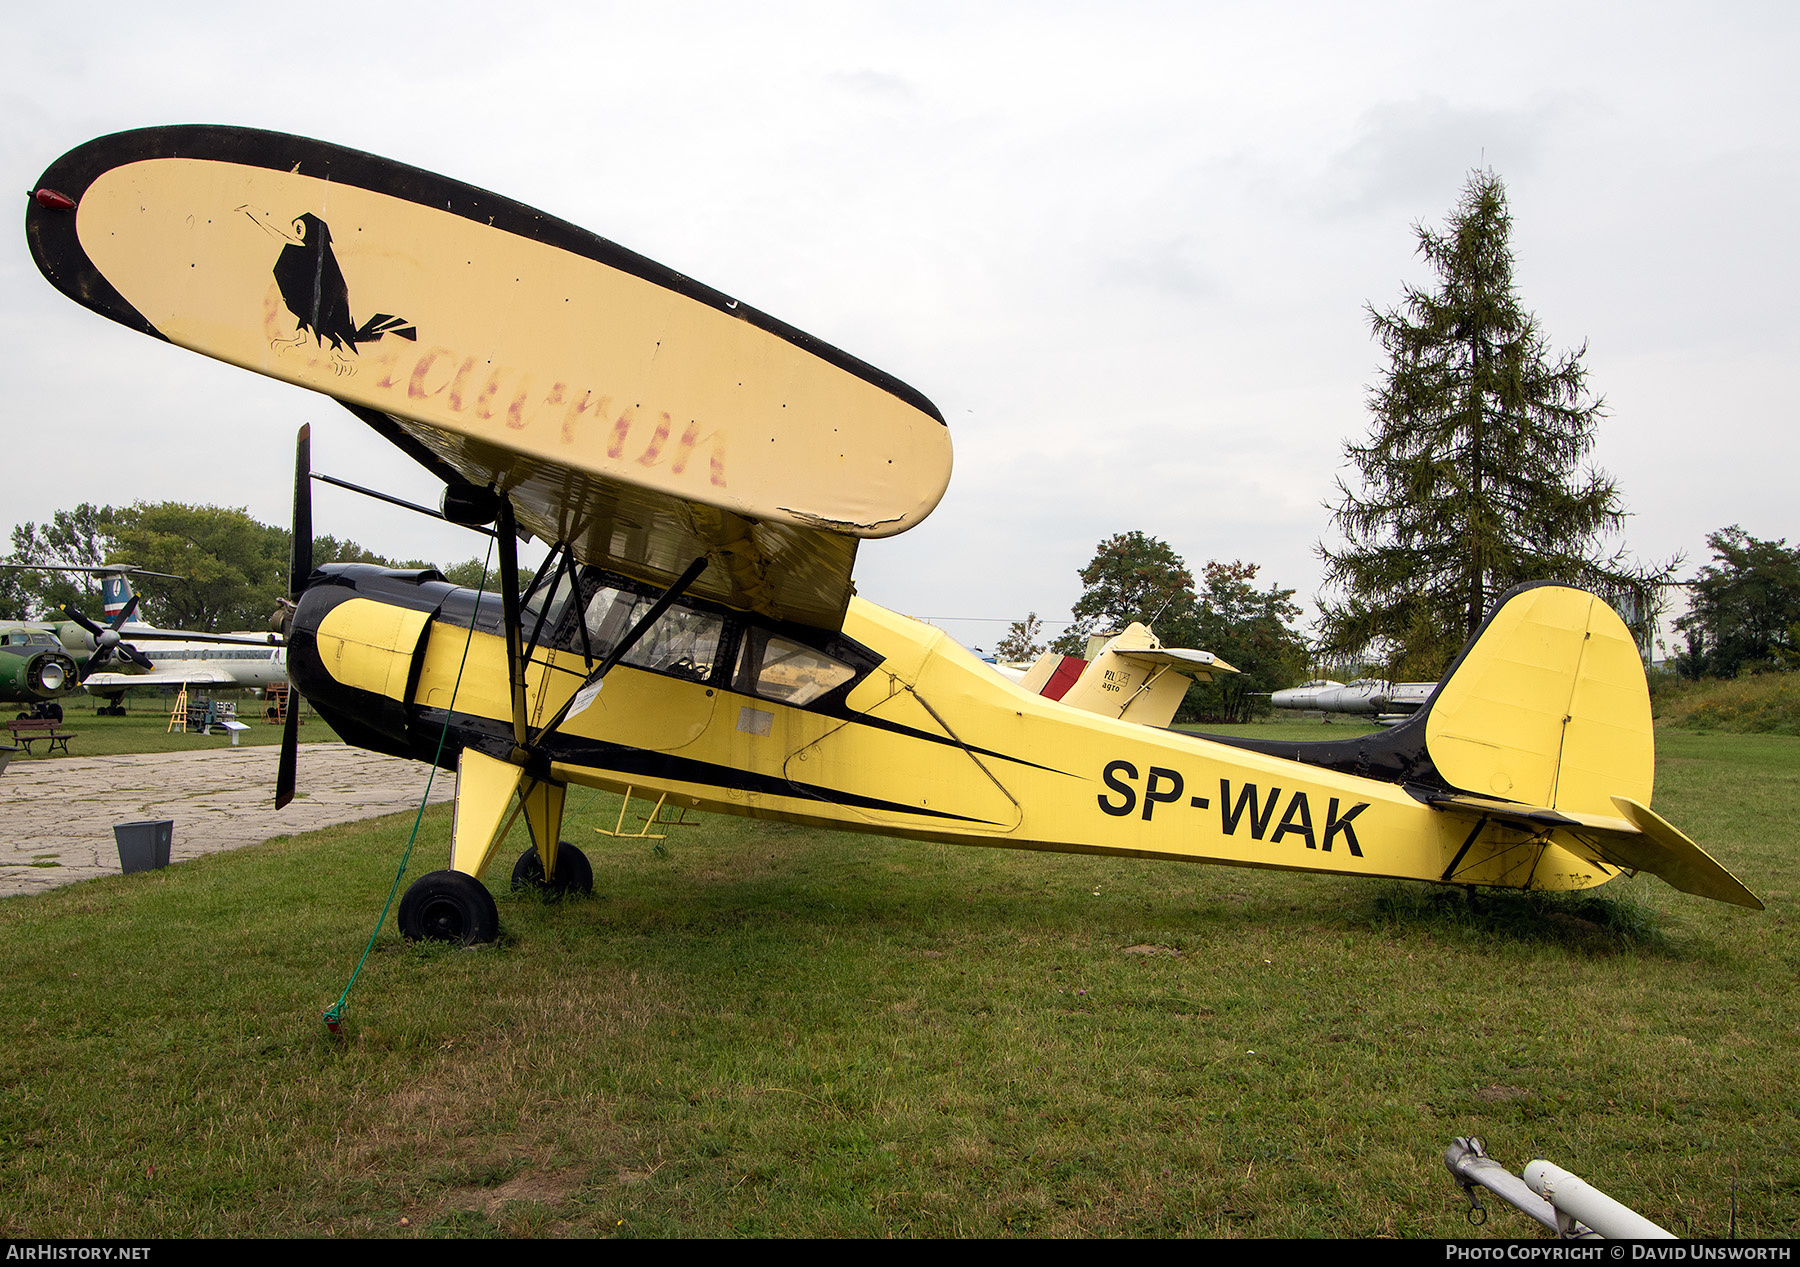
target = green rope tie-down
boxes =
[322,543,493,1032]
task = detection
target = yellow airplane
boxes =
[25,125,1761,941]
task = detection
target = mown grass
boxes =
[0,730,1795,1238]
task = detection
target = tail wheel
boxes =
[510,842,594,897]
[398,870,500,944]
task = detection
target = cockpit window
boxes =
[581,585,724,683]
[733,628,856,706]
[522,565,579,643]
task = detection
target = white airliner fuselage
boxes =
[82,630,287,694]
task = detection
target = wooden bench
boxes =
[6,718,76,755]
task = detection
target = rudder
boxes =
[1423,583,1653,817]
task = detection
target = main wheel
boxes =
[398,871,500,944]
[510,842,594,897]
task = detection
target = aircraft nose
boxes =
[39,660,66,691]
[285,564,449,762]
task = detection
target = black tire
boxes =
[398,870,500,944]
[45,702,63,723]
[510,842,594,897]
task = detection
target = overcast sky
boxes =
[4,2,1794,653]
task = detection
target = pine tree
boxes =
[1316,170,1672,679]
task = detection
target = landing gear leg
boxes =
[398,871,500,944]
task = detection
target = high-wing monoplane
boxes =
[25,126,1761,942]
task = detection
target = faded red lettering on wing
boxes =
[671,421,729,487]
[370,347,405,390]
[504,378,533,430]
[562,390,610,444]
[446,357,477,411]
[407,348,458,400]
[606,410,634,459]
[636,412,673,465]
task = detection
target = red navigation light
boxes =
[33,188,76,211]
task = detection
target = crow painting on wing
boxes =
[241,208,416,352]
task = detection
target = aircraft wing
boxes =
[1424,791,1763,910]
[26,126,953,632]
[85,669,234,688]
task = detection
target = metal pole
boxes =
[1524,1159,1675,1240]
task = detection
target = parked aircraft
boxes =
[0,620,84,718]
[1,565,283,714]
[26,125,1761,944]
[68,567,286,704]
[1273,679,1436,726]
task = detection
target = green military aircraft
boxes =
[0,565,177,719]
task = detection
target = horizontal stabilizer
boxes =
[1425,791,1763,910]
[1117,647,1237,680]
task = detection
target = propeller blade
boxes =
[275,693,301,809]
[108,594,141,631]
[60,604,103,637]
[119,643,155,672]
[290,424,312,601]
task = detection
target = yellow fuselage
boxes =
[304,582,1607,896]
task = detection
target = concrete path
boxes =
[0,744,455,897]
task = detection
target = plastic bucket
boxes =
[114,819,174,874]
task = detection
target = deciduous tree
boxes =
[1185,561,1310,724]
[105,503,290,630]
[5,504,110,619]
[995,612,1046,662]
[1053,534,1307,722]
[1051,531,1196,656]
[1674,527,1800,678]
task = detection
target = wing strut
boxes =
[495,496,532,763]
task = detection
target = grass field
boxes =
[1,721,1794,1238]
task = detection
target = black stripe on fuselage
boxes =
[425,706,1009,827]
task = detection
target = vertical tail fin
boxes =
[99,569,138,624]
[1423,582,1653,817]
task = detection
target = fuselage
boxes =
[84,633,288,693]
[287,564,1610,895]
[0,623,86,703]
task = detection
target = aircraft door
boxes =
[549,582,721,752]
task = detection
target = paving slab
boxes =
[0,744,455,897]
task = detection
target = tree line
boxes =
[0,502,500,632]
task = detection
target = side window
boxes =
[581,585,723,683]
[522,566,579,642]
[733,628,856,706]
